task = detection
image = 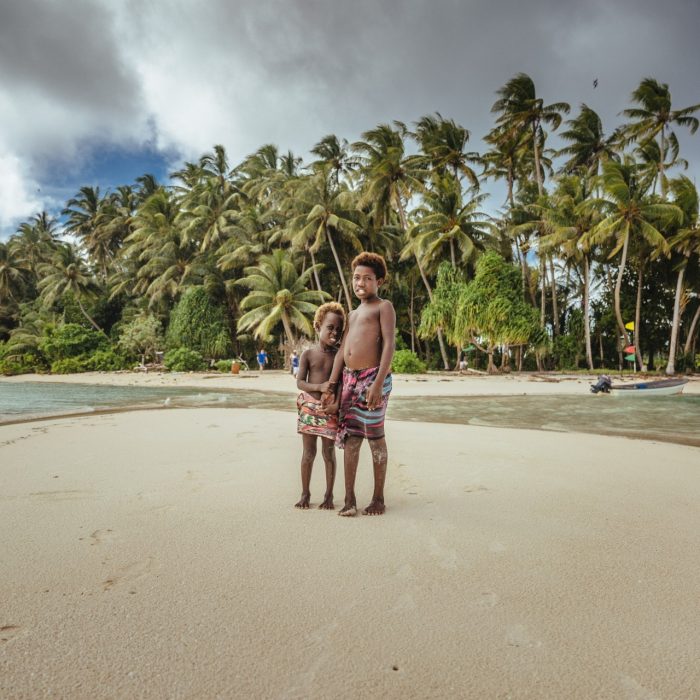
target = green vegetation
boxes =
[1,75,699,375]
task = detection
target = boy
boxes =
[322,252,395,516]
[257,348,268,371]
[295,302,346,509]
[291,351,300,378]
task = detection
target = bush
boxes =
[40,324,107,362]
[88,349,131,371]
[215,359,235,373]
[118,315,163,363]
[164,347,206,372]
[51,357,92,374]
[392,349,427,374]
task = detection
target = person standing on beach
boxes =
[257,348,268,371]
[291,351,300,378]
[322,252,395,516]
[295,302,346,509]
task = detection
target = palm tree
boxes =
[491,73,570,196]
[666,176,700,374]
[236,250,328,346]
[412,113,480,188]
[0,242,27,305]
[11,212,58,279]
[354,122,450,368]
[584,160,680,354]
[620,77,700,197]
[310,134,360,185]
[286,166,362,308]
[558,104,618,178]
[38,243,105,334]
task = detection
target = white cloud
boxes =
[0,153,43,231]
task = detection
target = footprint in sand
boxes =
[463,484,489,494]
[505,624,542,649]
[476,591,499,608]
[29,490,92,501]
[102,557,154,592]
[0,625,21,643]
[489,541,507,553]
[89,529,115,546]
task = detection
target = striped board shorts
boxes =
[297,391,338,440]
[336,367,392,449]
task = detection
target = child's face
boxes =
[352,265,383,300]
[317,312,344,349]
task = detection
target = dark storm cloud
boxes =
[0,0,142,115]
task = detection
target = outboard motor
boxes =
[590,374,612,394]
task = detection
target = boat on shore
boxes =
[590,375,689,396]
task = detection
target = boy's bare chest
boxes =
[349,307,381,334]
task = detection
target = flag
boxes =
[625,321,635,331]
[624,353,636,362]
[624,345,635,354]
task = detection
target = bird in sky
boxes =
[593,78,598,88]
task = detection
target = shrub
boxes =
[215,359,235,372]
[391,349,427,374]
[51,357,91,374]
[117,315,163,363]
[40,324,107,362]
[88,349,131,371]
[164,347,206,372]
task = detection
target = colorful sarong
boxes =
[335,367,392,448]
[297,391,338,440]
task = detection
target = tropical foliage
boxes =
[1,74,699,375]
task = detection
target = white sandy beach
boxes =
[1,374,699,698]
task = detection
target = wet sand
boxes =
[1,396,699,698]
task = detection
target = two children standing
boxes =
[294,252,395,516]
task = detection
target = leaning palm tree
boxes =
[0,242,27,305]
[491,73,570,196]
[666,176,700,374]
[38,243,105,334]
[584,160,680,352]
[620,77,700,198]
[557,104,618,178]
[236,250,329,346]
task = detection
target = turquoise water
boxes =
[1,381,698,447]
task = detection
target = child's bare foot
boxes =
[363,498,385,515]
[295,493,311,509]
[338,501,357,517]
[319,495,335,510]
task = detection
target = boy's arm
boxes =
[365,301,396,410]
[320,325,348,406]
[295,351,319,393]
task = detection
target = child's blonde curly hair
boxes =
[313,302,346,331]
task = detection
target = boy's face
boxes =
[352,265,383,300]
[317,312,344,348]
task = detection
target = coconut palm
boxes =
[620,77,700,197]
[11,212,58,280]
[236,250,328,345]
[38,243,105,334]
[584,160,680,351]
[354,122,451,368]
[0,242,27,305]
[310,134,360,185]
[491,73,570,195]
[558,104,618,178]
[666,176,700,374]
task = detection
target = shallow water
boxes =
[1,381,698,447]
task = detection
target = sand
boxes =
[1,374,699,698]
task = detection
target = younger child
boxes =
[322,252,395,516]
[295,302,346,509]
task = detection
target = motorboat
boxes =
[590,375,689,396]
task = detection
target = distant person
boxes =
[295,302,346,509]
[257,348,268,371]
[322,252,395,517]
[459,349,468,374]
[291,351,300,378]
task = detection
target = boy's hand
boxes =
[365,381,384,411]
[324,401,339,415]
[318,381,330,395]
[320,390,334,409]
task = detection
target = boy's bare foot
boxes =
[363,498,385,515]
[295,494,311,509]
[319,495,335,510]
[338,503,357,517]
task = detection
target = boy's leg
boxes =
[319,437,337,509]
[295,434,317,508]
[338,436,362,516]
[364,437,388,515]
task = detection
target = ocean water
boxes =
[1,381,698,447]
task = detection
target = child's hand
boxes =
[318,381,330,395]
[324,401,339,415]
[320,390,334,409]
[365,381,383,411]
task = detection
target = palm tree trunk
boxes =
[539,255,547,328]
[533,122,544,196]
[666,263,686,375]
[76,297,107,337]
[583,255,594,370]
[309,247,324,299]
[614,231,631,348]
[449,239,456,268]
[683,301,700,356]
[549,256,559,336]
[395,194,450,369]
[280,311,297,347]
[325,226,352,309]
[634,262,645,371]
[409,278,416,354]
[659,129,667,199]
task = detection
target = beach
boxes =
[1,373,699,698]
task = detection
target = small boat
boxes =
[590,375,689,396]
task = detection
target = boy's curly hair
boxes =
[314,301,346,330]
[351,252,387,281]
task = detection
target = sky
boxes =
[1,0,699,237]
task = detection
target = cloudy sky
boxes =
[1,0,699,236]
